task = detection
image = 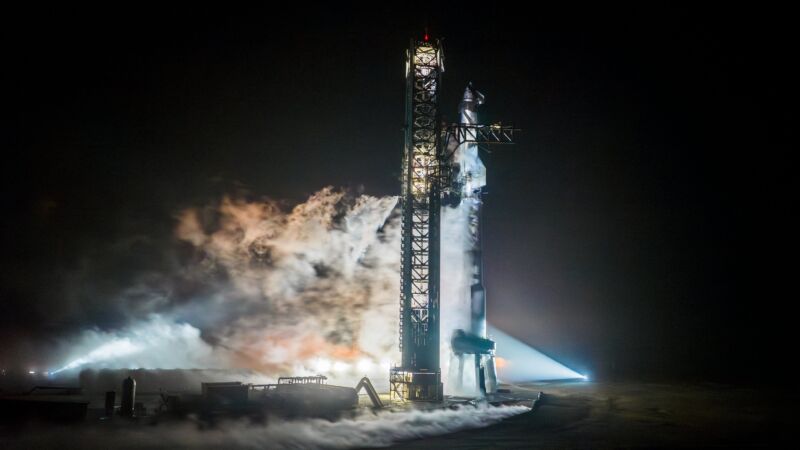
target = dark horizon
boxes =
[2,5,792,384]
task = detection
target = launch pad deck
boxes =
[381,393,536,413]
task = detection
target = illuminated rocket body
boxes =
[450,84,498,395]
[456,85,487,338]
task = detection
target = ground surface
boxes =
[392,381,792,449]
[1,381,791,448]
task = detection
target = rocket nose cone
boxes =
[463,86,474,101]
[463,85,485,105]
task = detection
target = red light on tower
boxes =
[424,33,429,42]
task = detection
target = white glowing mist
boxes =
[51,315,225,374]
[51,186,582,388]
[51,188,401,389]
[440,203,477,396]
[51,340,139,374]
[3,404,530,449]
[172,188,401,387]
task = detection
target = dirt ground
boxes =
[2,381,791,448]
[393,381,793,448]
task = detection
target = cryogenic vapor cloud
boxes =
[50,188,400,384]
[51,315,225,374]
[46,186,581,385]
[2,404,530,449]
[172,187,401,378]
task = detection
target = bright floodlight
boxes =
[489,325,585,381]
[50,338,141,374]
[356,358,373,373]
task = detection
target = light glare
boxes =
[357,358,373,373]
[490,325,586,381]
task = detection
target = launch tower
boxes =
[391,34,517,402]
[391,35,445,402]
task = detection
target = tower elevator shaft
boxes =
[390,36,444,402]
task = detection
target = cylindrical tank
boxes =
[483,354,498,394]
[120,376,136,417]
[104,391,116,417]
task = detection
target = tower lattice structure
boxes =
[391,36,444,402]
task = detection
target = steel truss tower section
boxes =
[391,36,444,402]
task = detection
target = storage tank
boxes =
[120,376,136,417]
[104,391,115,417]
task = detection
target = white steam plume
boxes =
[48,186,581,387]
[51,315,226,373]
[51,188,401,388]
[2,404,530,449]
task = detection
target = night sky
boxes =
[2,5,792,383]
